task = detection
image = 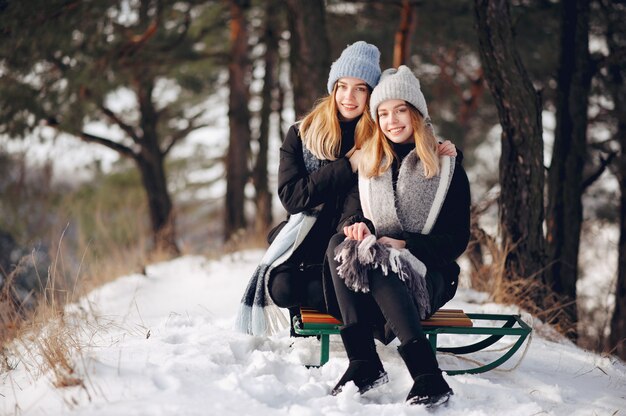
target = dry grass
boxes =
[0,217,176,396]
[1,270,85,392]
[469,227,576,340]
[0,227,86,391]
[18,318,87,390]
[0,272,23,349]
[0,154,184,402]
[222,227,272,255]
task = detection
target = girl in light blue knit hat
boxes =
[326,65,470,408]
[236,41,384,338]
[299,41,381,163]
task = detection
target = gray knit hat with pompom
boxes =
[369,65,429,121]
[327,41,381,93]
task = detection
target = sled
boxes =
[292,307,532,375]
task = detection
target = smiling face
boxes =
[334,77,369,121]
[376,99,414,144]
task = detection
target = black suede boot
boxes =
[398,337,453,408]
[331,323,388,395]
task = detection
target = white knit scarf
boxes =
[235,145,328,336]
[334,152,455,319]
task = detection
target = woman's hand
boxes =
[377,236,406,249]
[343,222,371,240]
[437,140,457,157]
[348,149,362,173]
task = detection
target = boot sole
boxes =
[333,371,389,396]
[407,390,453,408]
[358,371,389,394]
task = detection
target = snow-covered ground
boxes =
[2,252,625,416]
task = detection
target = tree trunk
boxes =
[285,0,330,119]
[474,0,545,284]
[467,208,486,281]
[135,154,178,255]
[393,0,416,68]
[613,158,626,360]
[252,0,279,236]
[545,0,591,340]
[605,0,626,361]
[225,0,252,241]
[136,78,180,255]
[277,78,288,142]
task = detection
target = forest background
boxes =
[0,0,625,365]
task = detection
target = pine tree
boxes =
[474,0,546,286]
[286,0,330,119]
[225,0,252,241]
[602,0,626,361]
[546,0,592,340]
[0,0,229,254]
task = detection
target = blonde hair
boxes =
[299,84,376,160]
[361,104,440,178]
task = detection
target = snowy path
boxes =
[1,252,625,415]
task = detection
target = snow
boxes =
[2,252,626,416]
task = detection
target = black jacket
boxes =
[268,119,359,269]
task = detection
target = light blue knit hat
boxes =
[369,65,429,121]
[327,41,381,93]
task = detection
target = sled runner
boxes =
[293,308,532,375]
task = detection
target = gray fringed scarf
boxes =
[334,152,455,319]
[235,145,328,336]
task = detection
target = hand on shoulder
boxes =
[437,140,457,157]
[348,149,363,173]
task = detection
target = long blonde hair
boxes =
[299,84,376,160]
[361,104,440,178]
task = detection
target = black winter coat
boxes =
[266,119,360,309]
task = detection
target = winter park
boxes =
[1,1,626,415]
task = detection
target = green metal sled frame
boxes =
[292,313,532,375]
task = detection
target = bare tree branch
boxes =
[589,136,618,149]
[471,185,500,216]
[78,131,136,159]
[43,115,135,159]
[98,104,141,143]
[162,111,208,155]
[582,151,618,190]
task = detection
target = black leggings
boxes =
[326,232,427,345]
[267,262,326,313]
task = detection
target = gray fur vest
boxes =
[334,152,455,319]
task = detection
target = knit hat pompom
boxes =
[327,41,381,93]
[369,65,429,121]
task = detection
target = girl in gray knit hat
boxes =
[326,65,470,408]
